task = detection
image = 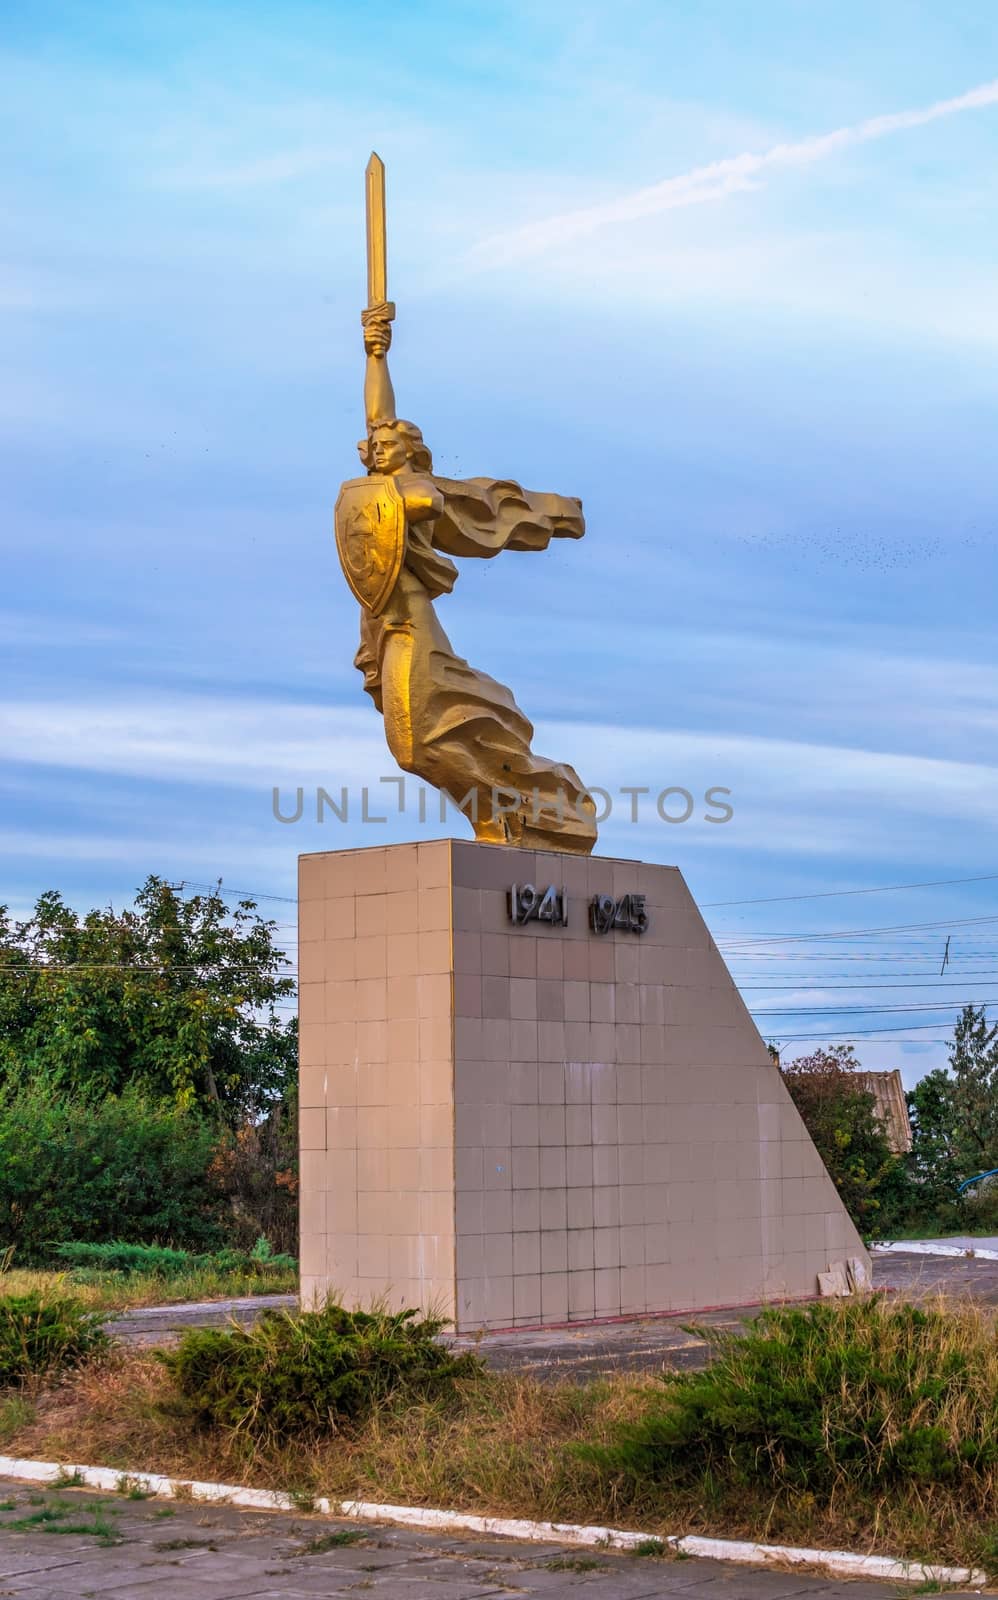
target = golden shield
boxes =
[334,474,407,615]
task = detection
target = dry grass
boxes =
[4,1298,998,1574]
[0,1266,295,1315]
[7,1346,644,1513]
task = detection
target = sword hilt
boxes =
[361,300,396,358]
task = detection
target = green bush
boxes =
[0,1293,108,1387]
[53,1239,296,1278]
[162,1304,482,1443]
[206,1237,297,1275]
[54,1242,197,1276]
[588,1299,998,1499]
[0,1084,226,1263]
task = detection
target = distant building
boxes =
[854,1069,912,1154]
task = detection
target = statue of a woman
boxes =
[335,298,597,854]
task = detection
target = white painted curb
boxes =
[0,1455,987,1588]
[873,1241,998,1262]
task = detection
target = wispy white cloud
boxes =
[0,697,387,790]
[3,691,997,866]
[476,78,998,264]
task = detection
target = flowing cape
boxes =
[403,475,585,598]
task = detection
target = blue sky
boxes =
[3,1,998,1083]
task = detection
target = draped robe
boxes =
[353,474,597,852]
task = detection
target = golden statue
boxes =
[334,155,597,854]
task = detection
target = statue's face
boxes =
[370,427,408,475]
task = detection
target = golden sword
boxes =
[365,152,395,320]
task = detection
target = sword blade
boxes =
[365,151,387,307]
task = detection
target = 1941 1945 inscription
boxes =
[507,884,648,936]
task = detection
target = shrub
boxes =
[54,1242,197,1276]
[52,1239,296,1278]
[587,1299,998,1502]
[0,1084,226,1263]
[0,1292,108,1387]
[161,1304,482,1443]
[207,1237,297,1276]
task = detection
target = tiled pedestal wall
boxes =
[298,840,867,1330]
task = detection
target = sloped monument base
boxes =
[298,840,867,1330]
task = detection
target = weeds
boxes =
[298,1528,367,1553]
[8,1495,121,1546]
[115,1474,152,1499]
[0,1292,108,1386]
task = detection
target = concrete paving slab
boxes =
[0,1477,966,1600]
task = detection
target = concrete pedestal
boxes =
[298,840,867,1330]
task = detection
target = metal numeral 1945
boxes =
[507,884,568,927]
[589,893,648,936]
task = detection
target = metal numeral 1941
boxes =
[589,893,649,936]
[507,884,568,927]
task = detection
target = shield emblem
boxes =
[334,475,407,615]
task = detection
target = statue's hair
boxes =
[358,417,433,474]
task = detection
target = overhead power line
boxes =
[752,1000,993,1017]
[179,879,297,905]
[719,913,998,945]
[742,972,998,985]
[769,1020,958,1039]
[726,951,998,961]
[703,871,998,908]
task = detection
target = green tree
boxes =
[781,1045,907,1233]
[906,1067,962,1202]
[947,1004,998,1174]
[0,877,296,1121]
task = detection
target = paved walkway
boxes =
[872,1247,998,1306]
[108,1294,298,1347]
[0,1479,935,1599]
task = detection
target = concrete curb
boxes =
[873,1241,998,1262]
[0,1453,987,1587]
